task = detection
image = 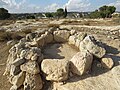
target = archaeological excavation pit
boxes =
[4,28,115,90]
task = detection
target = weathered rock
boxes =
[12,58,26,67]
[4,53,17,75]
[10,65,21,76]
[101,55,114,69]
[70,51,93,76]
[20,49,29,59]
[9,72,25,89]
[54,30,70,42]
[37,54,44,64]
[75,39,81,48]
[10,85,17,90]
[35,36,45,47]
[44,32,53,44]
[80,35,106,58]
[68,35,76,45]
[20,61,40,74]
[25,41,38,47]
[26,32,38,41]
[48,27,57,33]
[22,47,42,60]
[111,65,120,89]
[15,42,25,50]
[19,38,27,43]
[24,73,43,90]
[31,53,38,61]
[70,30,76,35]
[35,28,46,36]
[24,50,33,60]
[7,40,17,47]
[9,45,16,53]
[41,59,69,81]
[77,32,87,41]
[4,43,23,75]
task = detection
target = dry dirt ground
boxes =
[0,19,120,90]
[0,42,11,90]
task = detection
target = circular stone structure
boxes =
[4,28,108,90]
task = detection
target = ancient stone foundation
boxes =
[4,27,115,90]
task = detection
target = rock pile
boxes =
[4,28,115,90]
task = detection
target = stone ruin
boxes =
[3,27,114,90]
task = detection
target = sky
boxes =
[0,0,120,13]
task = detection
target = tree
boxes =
[55,8,68,18]
[55,8,64,18]
[99,5,116,18]
[64,7,67,18]
[90,5,116,18]
[45,13,53,18]
[0,8,10,20]
[26,15,35,19]
[90,10,101,18]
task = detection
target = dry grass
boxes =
[47,24,60,28]
[0,30,24,41]
[112,18,120,25]
[61,18,120,26]
[0,20,15,26]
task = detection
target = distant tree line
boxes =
[89,5,116,18]
[45,7,67,18]
[0,8,11,20]
[45,5,116,19]
[0,5,117,20]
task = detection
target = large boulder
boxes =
[41,59,69,81]
[111,66,120,89]
[70,51,93,76]
[20,61,40,74]
[24,73,43,90]
[75,32,87,48]
[80,35,106,58]
[9,72,25,89]
[101,55,114,69]
[53,30,70,42]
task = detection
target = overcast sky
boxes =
[0,0,120,13]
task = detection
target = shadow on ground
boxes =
[42,43,65,59]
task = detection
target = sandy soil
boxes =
[0,42,11,90]
[43,43,79,60]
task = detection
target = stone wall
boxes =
[4,27,115,90]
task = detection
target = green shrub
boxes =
[0,8,11,20]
